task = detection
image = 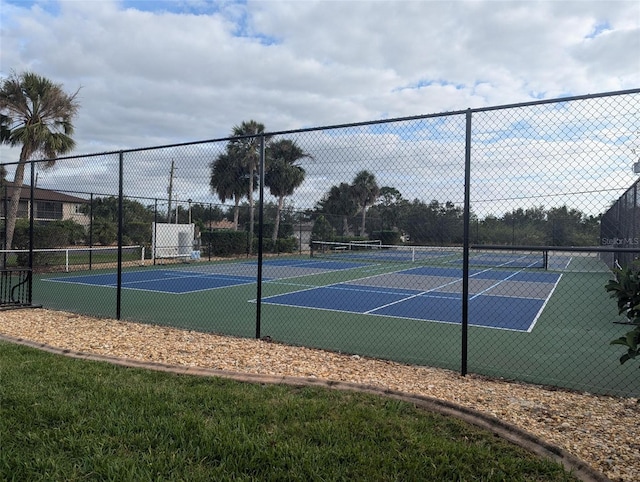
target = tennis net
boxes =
[310,241,548,269]
[0,245,145,272]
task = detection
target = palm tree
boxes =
[229,120,271,251]
[351,170,379,237]
[209,148,252,230]
[265,139,310,242]
[0,114,11,143]
[0,71,79,249]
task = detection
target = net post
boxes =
[65,249,69,272]
[544,249,549,270]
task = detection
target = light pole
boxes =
[188,199,192,224]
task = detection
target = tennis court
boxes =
[43,259,366,294]
[44,250,560,332]
[6,89,638,399]
[29,243,638,397]
[261,265,560,332]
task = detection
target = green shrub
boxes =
[253,222,294,239]
[124,221,151,246]
[255,237,274,253]
[253,236,298,254]
[48,219,86,245]
[91,219,117,245]
[275,237,297,253]
[11,219,32,249]
[605,266,640,367]
[311,215,335,242]
[202,230,248,256]
[12,219,87,249]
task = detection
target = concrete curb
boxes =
[1,333,611,482]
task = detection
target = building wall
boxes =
[1,200,89,226]
[62,203,90,226]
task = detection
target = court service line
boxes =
[467,256,546,300]
[363,266,509,315]
[363,277,466,314]
[469,270,524,300]
[126,272,260,286]
[258,262,424,301]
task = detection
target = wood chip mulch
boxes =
[1,308,638,482]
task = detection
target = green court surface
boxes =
[30,252,640,398]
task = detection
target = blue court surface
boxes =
[44,260,561,332]
[261,266,562,332]
[42,259,366,294]
[44,269,265,294]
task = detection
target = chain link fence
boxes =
[2,89,639,396]
[600,177,640,270]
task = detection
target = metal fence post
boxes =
[89,193,94,270]
[461,109,472,377]
[28,160,35,273]
[255,135,265,339]
[116,151,124,320]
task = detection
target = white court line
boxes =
[469,270,524,300]
[259,260,559,332]
[527,274,563,332]
[364,261,546,315]
[364,275,474,314]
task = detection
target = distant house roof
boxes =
[206,220,236,230]
[1,182,89,204]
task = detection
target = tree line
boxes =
[1,70,600,253]
[310,171,600,247]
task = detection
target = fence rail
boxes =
[2,88,640,397]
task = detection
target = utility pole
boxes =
[167,160,174,223]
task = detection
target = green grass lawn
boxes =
[0,341,579,481]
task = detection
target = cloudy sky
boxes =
[1,0,639,216]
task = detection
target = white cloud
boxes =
[0,0,638,218]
